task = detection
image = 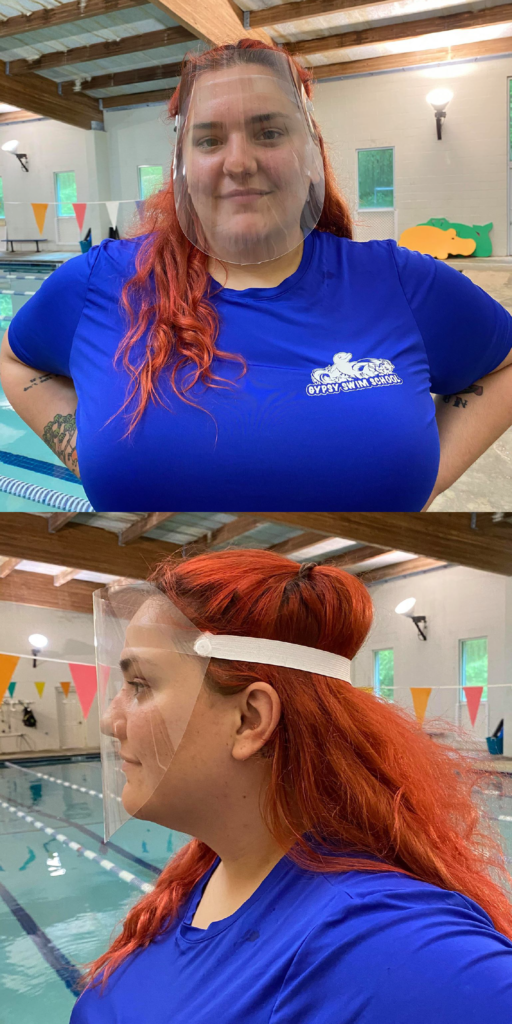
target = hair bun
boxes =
[297,561,318,578]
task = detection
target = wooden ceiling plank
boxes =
[285,4,512,57]
[101,87,173,107]
[61,59,183,94]
[147,0,272,44]
[0,514,180,579]
[8,25,195,75]
[53,567,81,587]
[311,35,512,79]
[47,512,79,533]
[357,556,447,584]
[0,557,22,578]
[181,515,266,557]
[0,60,102,129]
[0,0,146,40]
[118,513,178,545]
[247,0,399,27]
[0,569,96,613]
[247,513,512,576]
[328,544,394,568]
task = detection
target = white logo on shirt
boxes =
[307,351,403,397]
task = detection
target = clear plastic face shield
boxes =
[94,581,351,842]
[172,51,325,265]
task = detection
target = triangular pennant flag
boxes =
[135,200,144,217]
[34,682,45,698]
[72,203,87,232]
[463,686,484,727]
[105,201,119,229]
[68,663,97,719]
[60,681,71,698]
[31,203,48,235]
[410,687,432,725]
[358,686,374,694]
[0,654,19,703]
[7,681,16,698]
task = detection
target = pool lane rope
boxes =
[0,799,155,895]
[0,475,94,512]
[4,761,122,802]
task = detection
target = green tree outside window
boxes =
[373,648,394,701]
[460,638,488,702]
[358,148,394,209]
[55,171,77,217]
[0,176,5,220]
[138,165,164,200]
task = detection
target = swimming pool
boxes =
[0,257,93,513]
[0,758,511,1024]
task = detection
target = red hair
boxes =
[113,39,353,435]
[82,548,512,991]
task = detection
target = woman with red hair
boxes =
[71,549,512,1023]
[1,40,512,512]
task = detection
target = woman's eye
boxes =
[258,128,284,141]
[196,136,221,149]
[125,679,148,696]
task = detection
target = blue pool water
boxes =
[0,257,91,512]
[0,758,511,1024]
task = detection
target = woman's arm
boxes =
[422,349,512,509]
[0,329,80,478]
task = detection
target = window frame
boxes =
[54,170,77,218]
[459,636,488,704]
[373,647,394,700]
[137,164,164,201]
[356,146,395,212]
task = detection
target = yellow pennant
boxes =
[358,686,374,694]
[410,687,432,725]
[31,202,48,235]
[34,681,45,698]
[0,653,19,703]
[60,681,71,698]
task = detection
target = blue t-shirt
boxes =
[70,854,512,1023]
[8,231,512,512]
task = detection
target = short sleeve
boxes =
[269,886,512,1024]
[389,240,512,394]
[7,243,103,377]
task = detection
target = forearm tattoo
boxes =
[442,384,484,409]
[42,412,78,475]
[23,372,55,392]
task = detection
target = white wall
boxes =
[314,55,512,256]
[105,103,173,237]
[352,564,509,742]
[0,602,99,755]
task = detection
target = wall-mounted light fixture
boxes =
[1,138,29,171]
[28,632,48,667]
[394,598,428,641]
[426,88,453,141]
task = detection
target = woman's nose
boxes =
[222,132,258,177]
[99,692,127,740]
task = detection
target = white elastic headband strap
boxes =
[193,632,351,683]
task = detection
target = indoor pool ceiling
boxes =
[0,0,510,127]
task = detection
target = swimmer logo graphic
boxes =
[307,351,403,396]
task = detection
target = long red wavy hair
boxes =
[81,548,512,992]
[114,39,353,434]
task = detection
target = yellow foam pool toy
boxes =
[398,225,476,259]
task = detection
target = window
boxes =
[509,78,512,162]
[373,648,394,700]
[55,171,77,217]
[460,638,488,702]
[0,176,4,220]
[138,165,164,200]
[357,148,394,210]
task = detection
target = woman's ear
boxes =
[231,682,281,761]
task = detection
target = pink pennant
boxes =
[463,686,484,727]
[68,663,97,719]
[72,203,87,232]
[97,663,111,704]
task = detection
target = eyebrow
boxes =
[119,656,158,673]
[191,111,292,131]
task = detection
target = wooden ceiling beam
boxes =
[60,59,183,95]
[311,34,512,79]
[47,512,79,533]
[8,25,195,75]
[242,0,398,27]
[0,557,21,578]
[0,569,97,614]
[0,514,180,578]
[102,87,173,107]
[249,514,512,576]
[181,515,266,557]
[285,4,512,57]
[53,567,81,587]
[328,544,394,569]
[0,0,146,40]
[267,530,334,556]
[147,0,272,44]
[357,556,447,585]
[0,60,102,129]
[118,513,178,545]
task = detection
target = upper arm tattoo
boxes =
[23,373,56,392]
[42,412,79,475]
[442,384,484,408]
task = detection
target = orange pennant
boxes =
[60,681,71,698]
[410,687,432,725]
[0,654,19,703]
[463,686,484,727]
[358,686,374,694]
[31,203,48,235]
[34,681,45,698]
[72,202,87,232]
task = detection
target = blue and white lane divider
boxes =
[0,475,94,512]
[0,288,37,295]
[0,800,155,894]
[5,761,106,799]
